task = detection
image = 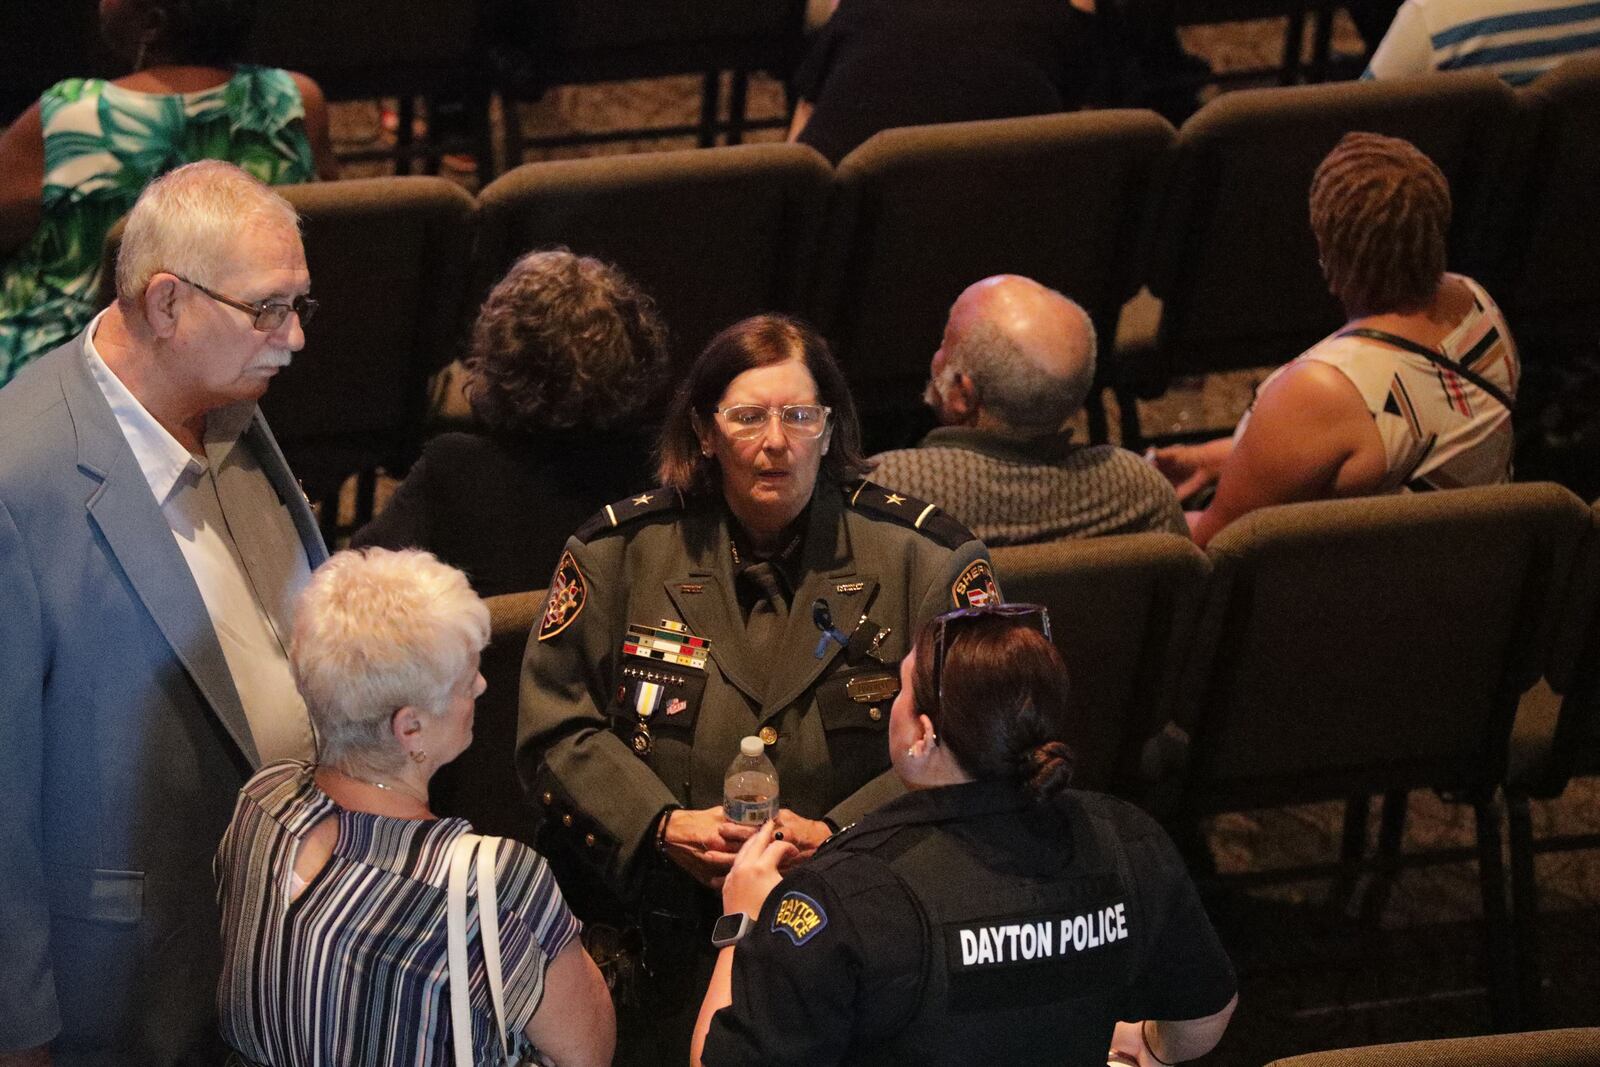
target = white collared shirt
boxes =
[84,311,314,763]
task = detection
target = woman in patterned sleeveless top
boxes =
[0,0,339,385]
[1153,132,1519,547]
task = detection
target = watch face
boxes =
[711,912,751,947]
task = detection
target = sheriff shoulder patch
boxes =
[951,558,999,609]
[771,891,828,946]
[538,551,587,641]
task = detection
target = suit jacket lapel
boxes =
[244,412,328,568]
[62,342,262,768]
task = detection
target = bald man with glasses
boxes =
[0,160,325,1067]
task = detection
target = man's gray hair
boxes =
[291,548,490,775]
[948,303,1098,434]
[115,159,300,305]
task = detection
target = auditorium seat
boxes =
[472,143,831,369]
[262,177,475,536]
[1167,483,1591,1029]
[1127,71,1518,441]
[430,588,545,846]
[1503,496,1600,1024]
[991,532,1209,797]
[1263,1027,1600,1066]
[813,110,1174,450]
[1498,54,1600,370]
[244,0,491,175]
[497,0,807,156]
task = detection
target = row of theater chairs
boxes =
[435,483,1600,1034]
[105,59,1597,527]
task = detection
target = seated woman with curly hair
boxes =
[354,249,670,596]
[692,605,1238,1067]
[1153,132,1519,547]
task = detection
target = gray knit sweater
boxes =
[869,426,1186,546]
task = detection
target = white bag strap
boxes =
[447,832,478,1067]
[477,835,511,1062]
[447,833,513,1066]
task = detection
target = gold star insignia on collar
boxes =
[632,493,653,506]
[883,493,906,506]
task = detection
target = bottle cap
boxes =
[740,735,765,757]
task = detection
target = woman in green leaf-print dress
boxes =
[0,0,338,388]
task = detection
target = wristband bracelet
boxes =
[1142,1021,1177,1066]
[654,806,679,856]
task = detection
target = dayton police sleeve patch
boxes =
[771,891,828,946]
[951,558,999,609]
[537,550,587,641]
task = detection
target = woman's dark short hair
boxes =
[1309,132,1452,317]
[463,249,669,434]
[656,313,872,496]
[909,611,1074,805]
[158,0,260,66]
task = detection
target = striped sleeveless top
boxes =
[216,761,580,1066]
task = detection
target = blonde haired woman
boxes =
[215,548,614,1067]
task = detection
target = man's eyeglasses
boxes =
[714,404,831,440]
[930,603,1052,714]
[176,276,318,332]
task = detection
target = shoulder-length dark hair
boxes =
[909,611,1075,805]
[656,313,871,497]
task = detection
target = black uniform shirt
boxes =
[703,780,1237,1067]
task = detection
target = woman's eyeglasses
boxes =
[714,404,831,440]
[930,603,1052,712]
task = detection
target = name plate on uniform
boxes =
[845,674,899,703]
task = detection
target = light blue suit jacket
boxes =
[0,332,327,1064]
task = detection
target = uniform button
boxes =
[758,725,778,746]
[585,833,597,848]
[541,792,554,806]
[868,706,882,721]
[562,814,574,827]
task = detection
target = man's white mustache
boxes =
[250,351,293,370]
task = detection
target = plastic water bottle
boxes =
[723,735,779,826]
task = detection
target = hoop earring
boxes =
[409,750,427,765]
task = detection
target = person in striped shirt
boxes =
[1363,0,1600,83]
[215,548,615,1067]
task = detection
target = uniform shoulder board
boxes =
[846,479,975,549]
[573,488,684,543]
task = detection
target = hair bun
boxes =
[1020,740,1074,804]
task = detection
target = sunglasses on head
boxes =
[929,603,1052,714]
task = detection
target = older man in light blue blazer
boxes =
[0,161,327,1067]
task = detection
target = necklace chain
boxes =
[332,765,428,806]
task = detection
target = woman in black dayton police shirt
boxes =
[692,604,1239,1067]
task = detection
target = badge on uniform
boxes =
[538,551,587,641]
[771,891,828,946]
[951,559,999,609]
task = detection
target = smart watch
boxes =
[710,912,754,948]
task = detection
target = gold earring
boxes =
[410,750,426,764]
